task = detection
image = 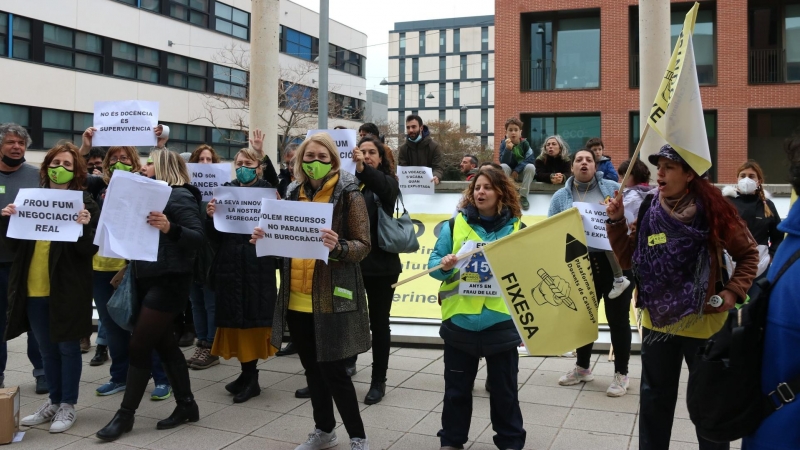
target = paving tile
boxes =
[377,387,443,411]
[192,382,240,405]
[398,372,445,393]
[674,396,690,419]
[136,399,227,422]
[232,387,309,414]
[186,364,242,382]
[537,357,582,373]
[517,356,545,370]
[664,442,700,450]
[476,423,558,449]
[199,405,282,434]
[392,347,446,360]
[524,370,583,390]
[517,384,581,408]
[562,408,636,435]
[392,355,441,373]
[260,374,307,394]
[517,402,571,428]
[80,364,117,383]
[591,361,642,379]
[145,424,242,450]
[582,374,641,395]
[285,386,369,420]
[256,356,305,374]
[61,405,124,438]
[573,390,641,414]
[670,418,699,443]
[387,432,443,450]
[250,413,318,444]
[351,367,415,387]
[58,437,140,450]
[360,404,426,432]
[223,436,296,450]
[550,429,632,450]
[357,425,404,450]
[8,428,81,450]
[408,411,490,441]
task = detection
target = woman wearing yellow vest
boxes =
[251,133,372,450]
[1,142,98,433]
[428,166,526,450]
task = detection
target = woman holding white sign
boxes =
[1,142,98,433]
[205,147,278,403]
[251,133,372,450]
[96,149,204,441]
[428,166,526,450]
[548,149,634,397]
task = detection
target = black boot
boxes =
[364,379,386,405]
[90,344,109,366]
[233,371,261,403]
[96,365,151,441]
[156,360,199,430]
[225,372,248,395]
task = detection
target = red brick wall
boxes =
[494,0,800,183]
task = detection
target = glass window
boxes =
[481,27,489,51]
[285,28,312,61]
[481,109,488,133]
[73,112,93,132]
[481,54,488,78]
[0,13,7,57]
[141,0,160,11]
[399,85,405,108]
[44,24,73,46]
[399,32,406,56]
[439,29,446,52]
[116,0,137,5]
[460,55,467,79]
[439,83,445,107]
[167,54,207,91]
[419,31,425,53]
[45,47,73,67]
[0,103,29,126]
[412,58,419,81]
[460,109,467,129]
[169,0,208,27]
[747,109,800,182]
[439,56,445,80]
[211,128,247,160]
[525,114,600,152]
[161,122,207,154]
[42,24,103,73]
[399,58,405,83]
[75,32,102,53]
[213,64,247,98]
[453,82,460,107]
[439,110,445,121]
[787,5,800,81]
[453,28,460,53]
[12,16,32,60]
[419,85,425,107]
[215,2,249,39]
[555,17,600,89]
[112,41,159,82]
[42,108,79,148]
[671,9,715,84]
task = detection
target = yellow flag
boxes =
[482,208,599,356]
[647,2,711,175]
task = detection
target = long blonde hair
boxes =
[151,149,191,186]
[293,133,341,184]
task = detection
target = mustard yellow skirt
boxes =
[211,327,278,361]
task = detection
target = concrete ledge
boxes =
[437,181,794,197]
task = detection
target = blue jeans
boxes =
[92,271,168,385]
[190,282,216,343]
[0,264,44,386]
[96,319,107,346]
[26,297,82,405]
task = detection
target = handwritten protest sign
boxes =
[397,166,435,195]
[573,201,612,251]
[306,129,358,174]
[188,163,232,202]
[7,189,84,242]
[256,200,333,261]
[94,170,171,261]
[92,100,159,147]
[212,186,276,234]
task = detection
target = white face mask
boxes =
[738,177,758,195]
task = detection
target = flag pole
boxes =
[616,124,652,200]
[391,246,483,288]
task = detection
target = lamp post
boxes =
[536,25,546,90]
[318,0,329,129]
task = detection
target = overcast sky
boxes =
[290,0,494,94]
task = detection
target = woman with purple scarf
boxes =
[606,145,759,450]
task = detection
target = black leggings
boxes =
[364,273,399,382]
[129,278,190,370]
[576,252,633,375]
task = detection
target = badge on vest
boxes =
[648,233,667,246]
[457,242,501,297]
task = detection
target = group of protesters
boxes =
[0,115,797,450]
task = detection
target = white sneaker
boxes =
[294,428,338,450]
[350,437,369,450]
[21,399,59,426]
[49,404,76,433]
[558,365,594,386]
[608,277,631,299]
[606,372,630,397]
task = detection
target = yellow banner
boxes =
[482,208,599,356]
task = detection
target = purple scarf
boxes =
[633,195,710,329]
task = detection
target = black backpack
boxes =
[686,247,800,443]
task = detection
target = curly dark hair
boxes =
[357,135,396,179]
[458,166,522,218]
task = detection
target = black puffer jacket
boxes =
[207,179,277,328]
[135,184,204,278]
[355,164,402,276]
[727,192,783,257]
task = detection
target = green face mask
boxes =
[48,166,74,185]
[109,161,133,173]
[302,160,332,180]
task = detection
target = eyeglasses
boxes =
[109,155,131,164]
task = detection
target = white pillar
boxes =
[638,0,671,169]
[249,0,280,163]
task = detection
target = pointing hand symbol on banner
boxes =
[532,269,577,311]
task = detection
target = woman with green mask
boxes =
[251,133,372,450]
[1,141,98,433]
[204,147,278,403]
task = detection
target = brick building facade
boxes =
[494,0,800,183]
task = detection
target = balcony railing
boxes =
[749,48,786,84]
[521,60,555,91]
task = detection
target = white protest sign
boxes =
[7,189,84,242]
[212,186,276,234]
[573,202,612,251]
[92,100,159,147]
[256,199,333,262]
[397,166,435,195]
[94,170,172,261]
[188,163,232,202]
[306,129,358,175]
[455,240,502,297]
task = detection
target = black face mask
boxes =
[1,154,25,167]
[87,165,100,175]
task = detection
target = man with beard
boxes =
[398,115,444,184]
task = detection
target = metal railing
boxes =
[749,48,786,84]
[521,60,555,91]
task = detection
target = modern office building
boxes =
[0,0,367,159]
[365,89,387,124]
[494,0,800,183]
[387,16,495,149]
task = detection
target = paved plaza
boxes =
[3,334,741,450]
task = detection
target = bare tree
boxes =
[193,43,364,154]
[424,120,493,180]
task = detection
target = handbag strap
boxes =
[372,191,406,218]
